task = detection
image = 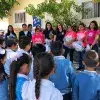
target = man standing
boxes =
[19,24,32,40]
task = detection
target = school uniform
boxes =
[16,74,30,100]
[28,79,63,100]
[50,56,75,100]
[17,49,34,81]
[0,79,8,100]
[73,70,100,100]
[4,49,17,76]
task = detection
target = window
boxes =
[15,12,26,23]
[82,1,100,19]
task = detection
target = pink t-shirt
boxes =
[32,32,45,45]
[65,31,76,40]
[77,31,87,47]
[87,30,99,45]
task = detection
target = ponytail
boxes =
[34,57,41,100]
[9,61,18,100]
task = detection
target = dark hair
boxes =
[89,20,98,30]
[0,37,5,45]
[79,23,86,28]
[7,25,15,36]
[19,36,31,49]
[7,39,17,47]
[45,22,53,30]
[32,44,46,57]
[9,53,31,100]
[0,50,7,82]
[83,50,99,67]
[68,25,76,32]
[22,24,27,27]
[28,24,32,28]
[51,41,63,56]
[34,52,55,99]
[35,27,40,32]
[56,23,64,31]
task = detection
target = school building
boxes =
[0,0,100,32]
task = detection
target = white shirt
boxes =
[17,74,31,100]
[27,79,63,100]
[4,49,17,75]
[24,31,28,36]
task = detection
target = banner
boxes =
[33,17,41,27]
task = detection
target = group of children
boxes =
[0,33,100,100]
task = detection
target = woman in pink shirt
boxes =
[64,26,76,63]
[76,23,87,70]
[32,28,45,45]
[88,20,99,52]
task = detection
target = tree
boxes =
[25,0,89,27]
[0,0,19,19]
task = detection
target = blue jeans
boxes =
[78,51,85,68]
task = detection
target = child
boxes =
[0,37,6,49]
[50,41,75,100]
[73,50,100,100]
[28,52,63,100]
[18,36,31,55]
[32,28,45,45]
[4,39,18,75]
[29,44,46,80]
[0,49,8,100]
[9,53,32,100]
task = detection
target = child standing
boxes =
[50,41,75,100]
[0,37,6,49]
[29,44,46,80]
[32,28,45,45]
[73,50,100,100]
[4,39,18,75]
[28,52,63,100]
[9,53,32,100]
[0,49,8,100]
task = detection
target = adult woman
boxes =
[64,26,76,63]
[43,22,55,40]
[54,23,66,43]
[5,25,17,46]
[87,20,99,52]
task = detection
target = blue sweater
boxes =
[73,70,100,100]
[16,75,28,100]
[50,56,75,94]
[0,79,8,100]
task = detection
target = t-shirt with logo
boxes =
[87,30,99,45]
[32,32,45,45]
[77,31,87,47]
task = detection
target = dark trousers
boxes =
[64,46,74,63]
[63,93,72,100]
[78,51,85,68]
[91,44,98,52]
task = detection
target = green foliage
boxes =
[0,0,19,19]
[25,0,89,27]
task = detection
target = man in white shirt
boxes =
[4,39,18,76]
